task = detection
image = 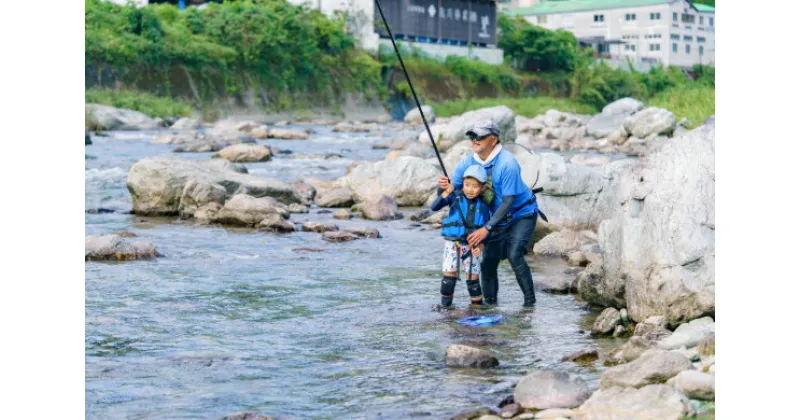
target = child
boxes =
[430,164,492,308]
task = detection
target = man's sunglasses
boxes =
[468,134,491,142]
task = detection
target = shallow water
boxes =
[85,125,613,419]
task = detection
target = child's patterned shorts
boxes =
[442,240,481,276]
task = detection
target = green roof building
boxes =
[505,0,714,68]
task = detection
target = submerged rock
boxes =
[445,344,499,368]
[591,308,621,336]
[85,234,160,261]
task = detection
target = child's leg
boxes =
[440,241,459,307]
[462,251,483,305]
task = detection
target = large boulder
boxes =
[436,106,517,147]
[657,317,715,350]
[667,370,714,400]
[601,98,644,116]
[196,194,289,226]
[585,113,628,139]
[127,156,301,216]
[404,105,436,125]
[573,384,690,420]
[170,117,202,130]
[592,124,715,324]
[513,370,591,409]
[360,195,400,220]
[212,144,272,162]
[85,234,159,261]
[599,349,692,389]
[85,104,159,131]
[315,187,354,208]
[623,107,676,138]
[342,156,440,206]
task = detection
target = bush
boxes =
[85,88,193,118]
[648,85,715,127]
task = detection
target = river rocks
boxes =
[85,234,160,261]
[196,194,289,227]
[250,125,270,139]
[436,106,517,147]
[591,124,714,324]
[657,317,715,350]
[170,117,202,130]
[127,157,301,216]
[360,195,400,220]
[333,209,351,220]
[269,128,309,140]
[696,332,715,356]
[600,349,692,389]
[257,213,296,232]
[344,226,381,238]
[610,336,657,364]
[561,348,599,364]
[533,230,597,257]
[85,104,159,131]
[342,156,440,206]
[404,105,436,125]
[667,370,715,400]
[333,121,381,132]
[450,407,496,420]
[322,231,359,242]
[290,180,316,205]
[445,344,499,368]
[534,408,575,419]
[573,384,689,420]
[301,222,339,233]
[499,403,521,418]
[422,209,447,224]
[591,308,622,336]
[212,144,272,162]
[633,316,671,340]
[513,370,590,409]
[221,412,273,420]
[602,98,645,116]
[585,113,628,140]
[315,187,354,208]
[536,272,577,294]
[623,107,676,138]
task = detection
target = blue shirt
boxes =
[451,148,537,225]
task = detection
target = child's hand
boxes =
[441,184,454,198]
[472,244,483,258]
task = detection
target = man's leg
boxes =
[480,257,501,305]
[507,215,538,307]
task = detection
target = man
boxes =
[437,120,539,307]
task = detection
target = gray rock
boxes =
[657,317,715,350]
[445,344,499,368]
[221,412,273,420]
[600,349,692,389]
[257,213,296,233]
[533,408,575,419]
[543,109,586,128]
[536,272,577,294]
[591,308,621,336]
[315,187,354,208]
[322,231,359,242]
[573,384,689,420]
[290,180,316,205]
[696,332,715,356]
[633,316,670,339]
[85,104,159,131]
[437,106,517,147]
[667,370,714,400]
[513,370,591,409]
[623,107,676,138]
[671,347,700,362]
[601,98,644,116]
[619,308,629,323]
[500,403,521,418]
[534,230,596,257]
[404,105,436,125]
[343,226,381,239]
[333,209,351,220]
[612,325,626,338]
[202,194,289,227]
[268,128,309,140]
[250,125,270,139]
[333,121,380,132]
[586,113,627,139]
[561,348,599,364]
[85,234,160,261]
[170,117,202,130]
[422,208,447,224]
[212,144,272,162]
[610,336,658,363]
[360,195,400,220]
[287,203,308,213]
[301,222,339,233]
[342,156,440,206]
[449,407,496,420]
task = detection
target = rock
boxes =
[591,308,621,336]
[204,194,289,227]
[566,251,587,267]
[437,106,517,147]
[610,336,658,363]
[250,125,270,139]
[499,403,521,418]
[257,214,295,232]
[585,113,628,140]
[593,125,714,324]
[533,408,575,419]
[633,316,670,339]
[315,187,354,208]
[333,209,351,220]
[449,407,496,420]
[573,384,689,420]
[536,272,577,294]
[212,144,272,162]
[478,416,502,420]
[667,370,714,400]
[657,317,715,350]
[404,105,436,125]
[514,370,590,409]
[619,308,629,323]
[342,156,440,206]
[268,128,309,140]
[408,209,432,221]
[287,203,308,213]
[360,195,400,220]
[151,132,197,144]
[543,109,586,128]
[513,414,535,420]
[612,325,626,338]
[623,107,676,138]
[85,104,159,131]
[85,234,159,261]
[516,115,546,134]
[696,332,715,356]
[343,226,380,239]
[568,155,612,166]
[333,121,380,132]
[445,344,499,368]
[127,157,300,216]
[600,349,692,389]
[533,230,596,257]
[170,117,202,130]
[111,231,137,238]
[221,413,273,420]
[290,180,316,205]
[601,98,644,116]
[422,209,447,224]
[671,347,700,362]
[561,349,599,364]
[322,231,359,242]
[302,222,339,233]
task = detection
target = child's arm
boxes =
[430,185,455,211]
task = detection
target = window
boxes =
[672,43,678,53]
[699,16,704,25]
[598,43,610,53]
[594,14,605,22]
[686,44,691,54]
[625,44,637,52]
[709,17,714,26]
[649,43,660,51]
[697,37,706,43]
[537,16,547,24]
[673,12,678,21]
[681,13,696,24]
[650,12,661,20]
[670,34,680,40]
[625,13,637,21]
[699,46,704,56]
[684,35,692,41]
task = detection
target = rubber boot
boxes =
[517,275,536,307]
[466,280,484,306]
[440,275,458,307]
[481,258,501,305]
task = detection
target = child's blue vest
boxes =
[441,194,489,242]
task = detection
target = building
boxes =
[506,0,715,67]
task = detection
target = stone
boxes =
[422,209,447,224]
[85,104,159,131]
[85,234,160,261]
[478,416,503,420]
[333,121,381,132]
[205,194,289,227]
[287,203,308,213]
[221,412,273,420]
[301,222,339,233]
[360,195,400,220]
[619,308,629,323]
[333,209,351,220]
[566,251,587,267]
[696,332,715,356]
[315,187,354,208]
[513,370,591,409]
[536,273,577,294]
[250,125,270,139]
[599,349,692,389]
[657,317,715,350]
[170,117,202,130]
[404,105,436,125]
[572,384,689,420]
[534,230,597,257]
[343,226,381,239]
[543,109,586,128]
[515,115,546,134]
[322,231,359,242]
[342,156,440,206]
[290,180,316,205]
[561,349,599,364]
[591,308,621,336]
[500,403,521,418]
[212,143,272,162]
[437,106,517,147]
[268,128,309,140]
[610,336,657,363]
[449,408,496,420]
[623,107,676,138]
[513,414,535,420]
[445,344,499,368]
[257,213,296,233]
[667,370,714,400]
[671,347,700,362]
[612,325,626,338]
[585,113,628,140]
[601,98,644,116]
[534,408,575,419]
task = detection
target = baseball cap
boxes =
[466,119,501,139]
[463,164,488,183]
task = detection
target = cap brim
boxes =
[466,128,491,138]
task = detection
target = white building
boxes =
[507,0,714,67]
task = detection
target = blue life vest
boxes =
[440,194,489,242]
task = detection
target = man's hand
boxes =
[467,227,489,248]
[472,244,484,258]
[437,176,451,190]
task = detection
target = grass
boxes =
[429,96,598,118]
[85,88,193,119]
[648,85,715,127]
